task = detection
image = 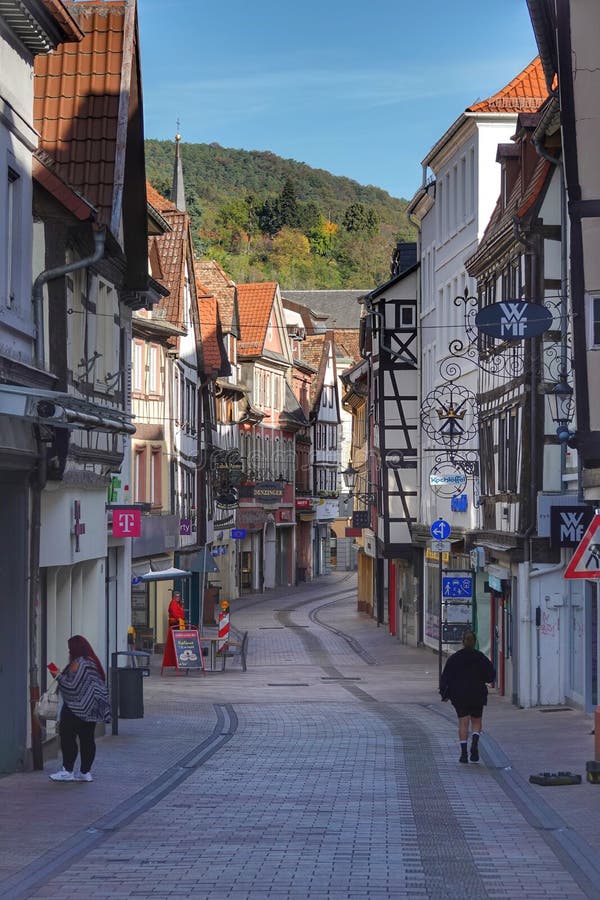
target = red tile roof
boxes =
[146,180,178,214]
[196,287,223,375]
[237,282,277,356]
[301,334,327,407]
[468,58,548,113]
[148,208,190,329]
[33,2,132,227]
[333,330,361,367]
[195,260,237,333]
[32,152,96,221]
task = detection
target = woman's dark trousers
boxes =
[59,704,96,773]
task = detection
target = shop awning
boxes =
[181,548,220,574]
[131,560,194,584]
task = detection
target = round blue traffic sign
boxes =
[430,518,451,540]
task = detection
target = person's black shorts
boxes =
[453,704,484,719]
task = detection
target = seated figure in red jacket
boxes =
[168,593,186,629]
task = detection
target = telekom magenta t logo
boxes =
[112,508,142,537]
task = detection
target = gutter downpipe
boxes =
[28,226,106,768]
[513,220,542,708]
[533,125,570,488]
[32,226,105,369]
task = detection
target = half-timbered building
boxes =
[465,103,569,704]
[360,251,420,637]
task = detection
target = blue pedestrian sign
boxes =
[430,518,451,541]
[442,575,473,599]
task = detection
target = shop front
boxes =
[275,507,295,587]
[295,499,314,584]
[237,506,266,593]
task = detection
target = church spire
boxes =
[172,125,186,212]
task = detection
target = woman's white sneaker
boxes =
[74,771,93,782]
[50,767,75,782]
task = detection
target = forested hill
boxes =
[144,139,415,290]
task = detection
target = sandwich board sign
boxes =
[160,628,205,674]
[564,513,600,579]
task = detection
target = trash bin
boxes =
[117,667,145,718]
[296,566,306,584]
[111,650,150,725]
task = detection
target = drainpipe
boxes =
[533,132,569,483]
[29,427,47,769]
[28,225,105,768]
[32,226,105,369]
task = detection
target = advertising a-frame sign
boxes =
[564,513,600,579]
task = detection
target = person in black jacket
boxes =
[440,630,496,763]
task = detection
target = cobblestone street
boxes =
[2,573,600,899]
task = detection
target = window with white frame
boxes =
[96,279,118,389]
[132,341,143,392]
[146,344,156,394]
[460,156,467,222]
[134,445,146,502]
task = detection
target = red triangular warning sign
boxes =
[564,513,600,579]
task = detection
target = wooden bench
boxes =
[218,626,248,672]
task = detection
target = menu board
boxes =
[172,630,202,669]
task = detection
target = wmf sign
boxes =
[475,300,553,340]
[551,505,595,548]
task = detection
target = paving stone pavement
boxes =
[1,572,599,899]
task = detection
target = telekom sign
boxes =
[112,508,142,538]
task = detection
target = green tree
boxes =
[342,202,380,236]
[279,178,302,229]
[257,197,283,236]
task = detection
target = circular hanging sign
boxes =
[475,300,553,340]
[429,461,467,498]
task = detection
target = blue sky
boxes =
[138,0,538,201]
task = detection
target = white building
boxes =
[408,59,548,659]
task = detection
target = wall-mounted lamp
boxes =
[341,461,376,504]
[549,377,576,443]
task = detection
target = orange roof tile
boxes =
[333,330,361,366]
[196,290,223,375]
[237,282,277,356]
[468,58,548,113]
[148,206,191,330]
[34,2,129,227]
[146,180,177,214]
[195,260,237,333]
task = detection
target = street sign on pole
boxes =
[430,518,451,541]
[430,540,451,553]
[564,513,600,578]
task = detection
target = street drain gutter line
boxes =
[427,702,600,899]
[0,703,237,900]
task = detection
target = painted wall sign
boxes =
[237,508,266,531]
[254,481,283,504]
[550,505,595,548]
[112,507,142,538]
[475,300,553,340]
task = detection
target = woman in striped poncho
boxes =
[50,635,111,783]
